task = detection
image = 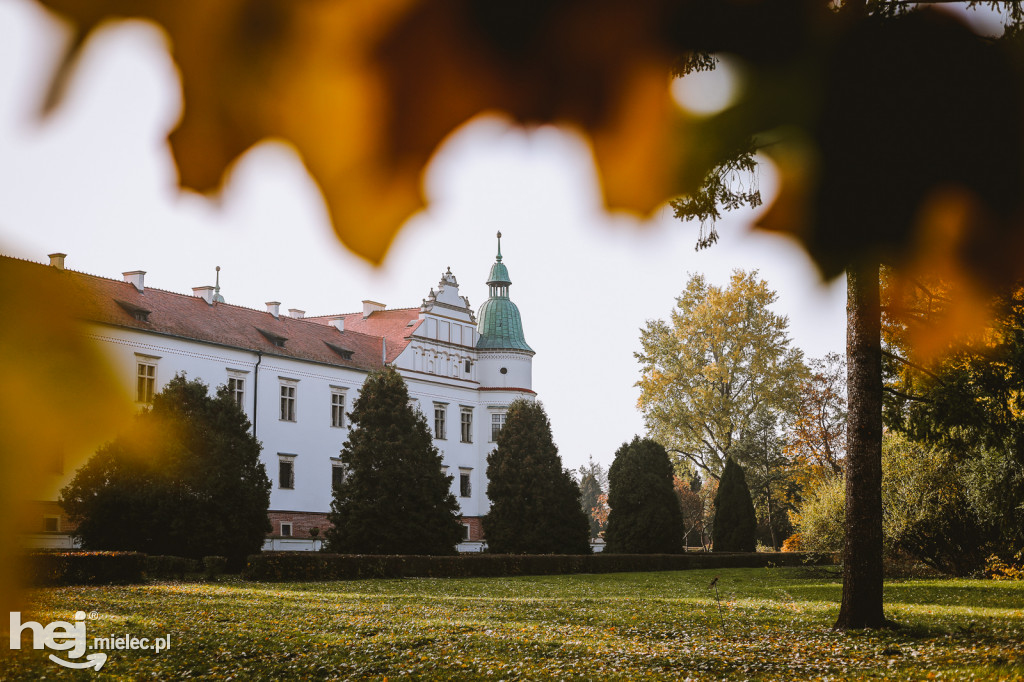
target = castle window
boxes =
[459,469,472,498]
[434,403,447,440]
[278,455,295,489]
[332,464,346,490]
[136,358,157,403]
[460,408,473,443]
[116,299,151,322]
[227,375,245,408]
[256,327,287,347]
[461,524,471,541]
[280,522,292,537]
[491,413,506,441]
[331,388,346,428]
[280,380,297,421]
[43,516,59,533]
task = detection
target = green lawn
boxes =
[4,567,1022,680]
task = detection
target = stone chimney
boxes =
[266,301,281,318]
[288,308,305,319]
[362,300,386,318]
[326,316,345,332]
[123,270,146,292]
[193,286,215,305]
[48,253,66,271]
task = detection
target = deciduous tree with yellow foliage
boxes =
[636,270,806,481]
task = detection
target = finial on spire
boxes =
[496,231,503,262]
[213,266,225,303]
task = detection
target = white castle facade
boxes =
[18,234,534,552]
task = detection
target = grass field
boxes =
[3,567,1022,680]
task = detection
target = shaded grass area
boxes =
[3,567,1022,680]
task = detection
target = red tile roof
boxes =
[307,308,423,364]
[1,255,385,371]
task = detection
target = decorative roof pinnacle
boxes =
[213,265,225,303]
[496,231,502,262]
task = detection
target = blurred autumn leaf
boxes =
[34,0,1024,292]
[0,257,132,617]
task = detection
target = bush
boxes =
[203,556,228,581]
[328,367,462,555]
[984,550,1024,580]
[793,475,845,554]
[244,551,829,581]
[795,433,1022,575]
[146,555,200,580]
[28,551,147,586]
[60,375,271,568]
[604,437,683,554]
[712,458,757,552]
[483,400,591,554]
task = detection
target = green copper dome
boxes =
[476,232,532,352]
[487,261,510,285]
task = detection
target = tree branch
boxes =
[883,386,934,404]
[881,349,945,383]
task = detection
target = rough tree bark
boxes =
[835,260,887,629]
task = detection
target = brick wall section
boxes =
[267,511,331,538]
[23,500,78,534]
[32,502,487,544]
[265,512,486,542]
[461,517,484,541]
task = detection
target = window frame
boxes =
[135,355,158,404]
[433,402,448,440]
[490,412,506,442]
[280,522,293,537]
[227,372,246,409]
[330,387,347,428]
[459,468,472,498]
[279,379,297,422]
[331,463,346,491]
[460,407,473,443]
[278,455,296,489]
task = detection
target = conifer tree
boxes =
[604,436,684,554]
[483,399,591,554]
[60,374,271,568]
[578,456,608,539]
[711,457,758,552]
[327,366,462,555]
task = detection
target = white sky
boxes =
[0,0,860,472]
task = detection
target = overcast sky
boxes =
[13,0,979,472]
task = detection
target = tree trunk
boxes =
[835,261,887,629]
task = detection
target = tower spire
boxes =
[496,231,502,262]
[213,266,225,303]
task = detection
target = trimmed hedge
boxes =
[28,551,147,586]
[244,551,831,582]
[146,555,201,580]
[203,556,228,581]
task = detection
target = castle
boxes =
[17,233,534,552]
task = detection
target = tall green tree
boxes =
[578,456,608,539]
[604,437,684,554]
[483,399,591,554]
[636,270,807,480]
[711,457,757,552]
[732,408,794,549]
[60,374,271,567]
[327,366,462,555]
